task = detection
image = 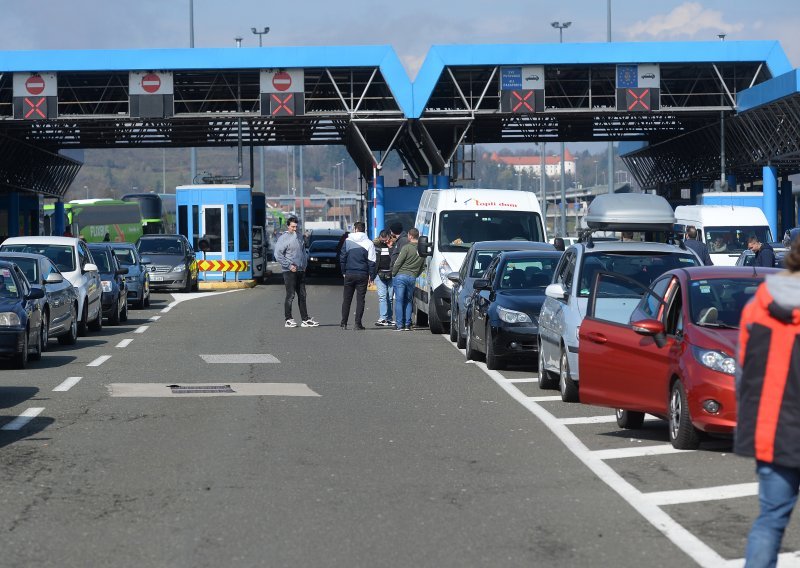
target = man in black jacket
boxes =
[389,222,408,271]
[339,222,377,330]
[683,226,713,266]
[749,236,776,268]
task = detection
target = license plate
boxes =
[321,263,335,268]
[151,276,164,281]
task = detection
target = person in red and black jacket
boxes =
[736,237,800,566]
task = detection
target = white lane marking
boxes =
[504,377,539,383]
[53,376,82,392]
[169,290,241,304]
[134,326,149,334]
[645,483,759,507]
[440,335,727,567]
[199,354,280,364]
[1,408,44,431]
[160,305,173,313]
[87,355,111,367]
[116,339,134,348]
[108,382,320,397]
[527,395,562,402]
[593,445,694,460]
[149,315,161,322]
[559,414,661,425]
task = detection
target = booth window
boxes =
[204,207,222,252]
[192,205,200,250]
[227,205,235,253]
[178,205,188,240]
[238,204,249,252]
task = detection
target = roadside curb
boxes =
[198,279,257,290]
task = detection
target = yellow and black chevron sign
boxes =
[197,260,250,272]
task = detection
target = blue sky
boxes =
[3,1,798,78]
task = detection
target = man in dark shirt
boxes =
[748,236,776,268]
[683,226,713,266]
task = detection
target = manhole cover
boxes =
[168,384,235,394]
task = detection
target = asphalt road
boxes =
[0,276,797,567]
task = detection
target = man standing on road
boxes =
[683,226,713,266]
[749,236,776,268]
[736,237,800,566]
[339,221,376,330]
[373,229,395,326]
[392,228,425,331]
[274,216,319,328]
[389,222,408,272]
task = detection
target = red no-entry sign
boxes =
[25,76,45,96]
[141,73,161,94]
[272,72,292,92]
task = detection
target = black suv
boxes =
[135,235,198,292]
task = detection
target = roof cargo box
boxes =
[584,193,675,231]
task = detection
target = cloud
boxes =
[625,2,743,40]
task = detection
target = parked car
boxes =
[88,244,129,325]
[538,194,702,402]
[0,261,45,368]
[464,250,561,370]
[110,242,151,308]
[734,245,788,268]
[135,234,198,292]
[306,239,342,275]
[0,236,102,336]
[305,229,345,249]
[448,241,557,349]
[0,252,79,347]
[578,266,779,449]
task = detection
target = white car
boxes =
[537,194,702,402]
[1,236,103,336]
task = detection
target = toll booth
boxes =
[175,184,253,281]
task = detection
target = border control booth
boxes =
[176,185,253,281]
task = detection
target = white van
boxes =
[674,205,773,266]
[413,188,546,333]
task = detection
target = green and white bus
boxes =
[44,199,145,242]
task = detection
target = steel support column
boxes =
[763,165,778,241]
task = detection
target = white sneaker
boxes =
[285,319,298,328]
[301,318,320,327]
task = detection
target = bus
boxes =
[44,199,145,242]
[121,193,176,234]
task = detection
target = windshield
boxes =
[0,268,20,299]
[138,238,183,255]
[498,257,559,289]
[308,240,339,253]
[1,244,75,273]
[578,251,699,297]
[90,249,113,272]
[111,247,136,266]
[689,278,762,328]
[438,210,544,252]
[705,226,772,255]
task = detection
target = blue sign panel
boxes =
[500,67,522,91]
[617,65,638,88]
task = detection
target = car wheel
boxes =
[616,409,645,429]
[413,301,428,329]
[109,296,121,325]
[449,307,458,342]
[192,276,199,292]
[559,349,579,403]
[120,296,128,322]
[538,340,557,390]
[428,298,444,334]
[78,303,89,337]
[455,313,467,349]
[14,329,28,369]
[30,319,43,361]
[465,319,480,361]
[88,303,103,332]
[183,275,192,293]
[669,380,700,450]
[40,309,49,353]
[144,288,151,308]
[485,325,504,370]
[58,304,78,345]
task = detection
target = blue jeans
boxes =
[375,275,393,321]
[393,274,415,329]
[745,461,800,568]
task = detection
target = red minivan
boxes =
[578,266,779,449]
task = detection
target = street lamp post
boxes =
[594,160,598,186]
[551,21,571,237]
[251,27,270,196]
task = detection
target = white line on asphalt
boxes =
[592,445,694,460]
[1,408,44,431]
[644,483,758,506]
[440,335,728,567]
[87,355,111,367]
[53,376,82,392]
[134,326,149,334]
[149,315,161,322]
[526,395,562,402]
[160,305,172,313]
[199,354,280,364]
[559,414,660,425]
[116,339,134,348]
[504,377,539,383]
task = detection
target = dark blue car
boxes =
[0,260,45,368]
[87,244,128,325]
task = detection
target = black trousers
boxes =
[283,270,309,321]
[341,273,369,326]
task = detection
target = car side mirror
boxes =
[140,256,152,265]
[116,267,129,276]
[26,287,45,300]
[632,318,667,348]
[83,263,98,273]
[44,272,64,284]
[447,271,461,285]
[472,278,491,290]
[417,236,431,257]
[545,283,567,300]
